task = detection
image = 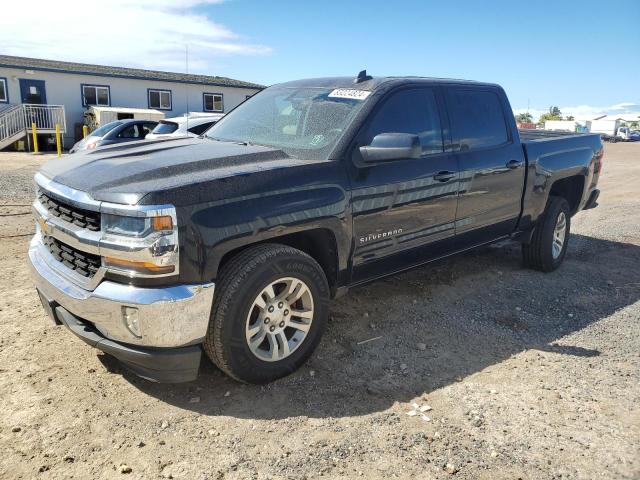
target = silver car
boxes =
[145,114,223,140]
[70,119,157,153]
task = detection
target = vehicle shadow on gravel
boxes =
[113,233,640,419]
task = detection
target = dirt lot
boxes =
[0,145,638,480]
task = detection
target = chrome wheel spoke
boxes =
[283,278,300,299]
[254,295,267,310]
[267,333,280,360]
[249,329,267,349]
[286,281,309,304]
[275,331,290,358]
[290,308,313,320]
[247,322,262,337]
[263,284,276,301]
[288,319,311,334]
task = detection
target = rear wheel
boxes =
[522,196,571,272]
[203,244,329,384]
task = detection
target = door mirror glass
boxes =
[359,133,421,163]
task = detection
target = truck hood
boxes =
[40,137,304,204]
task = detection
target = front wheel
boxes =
[203,244,329,384]
[522,196,571,272]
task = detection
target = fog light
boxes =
[122,306,141,337]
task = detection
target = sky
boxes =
[2,0,639,120]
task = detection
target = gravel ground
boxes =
[0,145,638,479]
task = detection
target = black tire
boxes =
[203,243,330,384]
[522,196,571,272]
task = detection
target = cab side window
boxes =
[117,124,142,139]
[141,123,156,136]
[365,88,443,155]
[446,89,509,150]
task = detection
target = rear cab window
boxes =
[364,88,444,155]
[445,88,509,151]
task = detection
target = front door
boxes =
[19,79,47,104]
[349,86,460,283]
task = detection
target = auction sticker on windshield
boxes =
[328,89,371,100]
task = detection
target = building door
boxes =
[19,79,47,104]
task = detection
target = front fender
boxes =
[178,162,351,284]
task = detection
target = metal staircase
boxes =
[0,104,66,150]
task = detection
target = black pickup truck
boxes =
[30,72,603,384]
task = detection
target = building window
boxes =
[0,77,9,103]
[203,93,223,112]
[81,84,110,107]
[148,89,172,110]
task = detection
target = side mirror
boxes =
[359,133,421,163]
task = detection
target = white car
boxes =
[146,114,224,140]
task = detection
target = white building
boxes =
[0,55,263,149]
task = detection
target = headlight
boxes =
[100,207,179,277]
[102,213,173,237]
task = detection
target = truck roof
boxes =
[277,75,501,91]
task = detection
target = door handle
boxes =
[434,171,456,182]
[506,160,522,169]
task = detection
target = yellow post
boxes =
[31,123,39,154]
[82,125,88,138]
[55,124,62,157]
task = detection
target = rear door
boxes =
[444,87,525,247]
[349,86,460,283]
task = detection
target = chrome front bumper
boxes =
[29,234,215,348]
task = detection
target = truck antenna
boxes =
[185,44,190,132]
[354,70,372,84]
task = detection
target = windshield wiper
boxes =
[205,136,270,148]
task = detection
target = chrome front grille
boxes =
[33,172,179,288]
[37,189,101,231]
[42,235,101,278]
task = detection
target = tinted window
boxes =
[447,89,508,150]
[152,122,179,134]
[141,122,156,135]
[365,89,443,155]
[188,121,215,135]
[91,121,122,137]
[117,124,142,139]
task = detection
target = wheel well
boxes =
[218,229,339,292]
[549,176,584,215]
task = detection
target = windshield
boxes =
[205,86,368,160]
[91,121,123,138]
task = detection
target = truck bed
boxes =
[518,129,593,141]
[518,129,602,234]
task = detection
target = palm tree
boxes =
[549,106,562,117]
[516,112,533,124]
